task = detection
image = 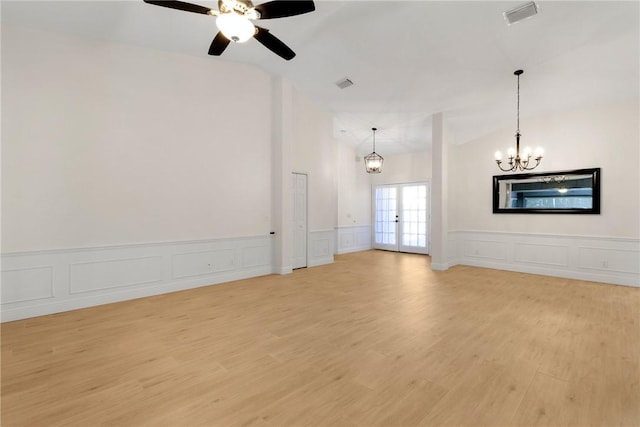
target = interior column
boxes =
[271,76,294,274]
[431,112,449,270]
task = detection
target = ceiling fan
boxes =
[143,0,315,60]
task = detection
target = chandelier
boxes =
[364,127,384,174]
[495,69,543,172]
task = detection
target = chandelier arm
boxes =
[496,161,515,172]
[521,159,540,171]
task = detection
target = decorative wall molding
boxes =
[1,236,273,322]
[335,225,372,255]
[449,230,639,287]
[308,229,335,267]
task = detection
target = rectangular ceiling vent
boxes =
[335,78,354,89]
[504,1,539,25]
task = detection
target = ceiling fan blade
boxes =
[208,32,231,56]
[253,26,295,60]
[143,0,213,15]
[254,1,315,19]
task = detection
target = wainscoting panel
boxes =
[1,267,54,304]
[308,230,334,267]
[450,230,639,287]
[1,235,273,322]
[335,225,372,254]
[514,243,569,267]
[242,245,271,269]
[462,239,508,262]
[172,249,235,279]
[70,256,163,294]
[577,247,640,275]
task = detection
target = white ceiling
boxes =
[3,1,639,155]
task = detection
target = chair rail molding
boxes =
[448,230,639,287]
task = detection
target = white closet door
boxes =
[291,173,308,269]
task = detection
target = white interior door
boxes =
[374,183,429,254]
[291,173,307,269]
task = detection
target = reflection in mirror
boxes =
[493,168,600,214]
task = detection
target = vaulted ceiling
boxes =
[3,1,638,155]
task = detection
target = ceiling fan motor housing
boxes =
[219,0,257,17]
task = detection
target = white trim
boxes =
[2,234,274,257]
[335,225,372,254]
[449,230,639,287]
[308,230,334,267]
[274,266,293,275]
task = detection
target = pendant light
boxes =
[495,69,543,172]
[364,127,384,174]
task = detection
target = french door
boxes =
[373,183,429,254]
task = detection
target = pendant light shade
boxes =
[364,127,384,174]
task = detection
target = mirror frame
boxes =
[493,168,601,214]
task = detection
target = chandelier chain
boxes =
[516,72,520,133]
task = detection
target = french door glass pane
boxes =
[375,187,396,245]
[401,184,427,248]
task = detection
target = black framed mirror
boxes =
[493,168,601,214]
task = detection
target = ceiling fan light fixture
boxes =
[216,13,255,43]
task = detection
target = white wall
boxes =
[334,149,433,255]
[448,100,639,286]
[291,91,338,232]
[370,150,432,187]
[290,88,338,266]
[335,144,372,254]
[337,144,371,227]
[0,26,339,320]
[2,26,273,253]
[450,100,639,238]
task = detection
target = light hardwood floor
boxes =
[2,250,639,426]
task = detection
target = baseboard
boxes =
[1,235,273,322]
[274,266,293,275]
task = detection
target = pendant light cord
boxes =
[372,127,377,152]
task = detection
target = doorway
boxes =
[373,182,429,254]
[291,173,308,269]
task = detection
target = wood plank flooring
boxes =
[2,250,639,426]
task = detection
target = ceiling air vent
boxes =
[335,78,354,89]
[504,1,539,25]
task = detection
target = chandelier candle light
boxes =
[495,69,543,172]
[364,127,384,174]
